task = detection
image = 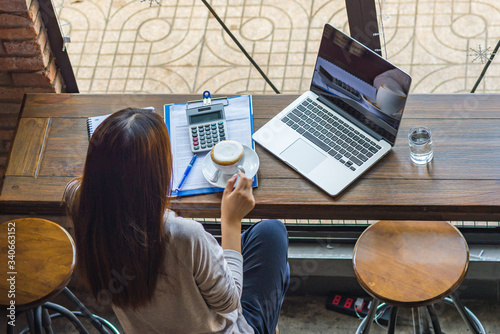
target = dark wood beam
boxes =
[38,0,79,93]
[345,0,382,56]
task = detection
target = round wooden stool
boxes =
[0,218,119,334]
[352,220,485,334]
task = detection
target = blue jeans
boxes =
[240,219,290,334]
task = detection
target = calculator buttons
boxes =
[189,121,228,153]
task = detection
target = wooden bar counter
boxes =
[1,93,499,221]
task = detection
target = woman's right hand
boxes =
[220,173,255,252]
[221,172,255,225]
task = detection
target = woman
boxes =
[64,108,290,333]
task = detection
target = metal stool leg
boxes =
[420,307,432,334]
[63,287,111,334]
[6,323,14,334]
[387,306,398,334]
[43,302,89,334]
[412,307,422,334]
[34,306,44,334]
[6,313,16,334]
[26,309,38,334]
[356,299,380,334]
[449,293,485,334]
[42,307,55,334]
[6,309,20,334]
[411,307,435,334]
[426,304,442,334]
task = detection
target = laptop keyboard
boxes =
[280,98,381,171]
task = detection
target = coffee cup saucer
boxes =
[202,145,259,188]
[362,94,381,111]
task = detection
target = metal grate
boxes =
[451,221,500,228]
[195,218,500,228]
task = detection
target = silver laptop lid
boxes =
[311,24,411,146]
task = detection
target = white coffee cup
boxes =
[210,140,245,175]
[376,84,407,116]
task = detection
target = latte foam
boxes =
[211,140,244,166]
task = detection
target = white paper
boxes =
[168,95,253,193]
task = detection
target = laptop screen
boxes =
[310,24,411,145]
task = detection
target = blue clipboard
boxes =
[164,95,257,197]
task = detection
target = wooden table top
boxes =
[1,93,500,220]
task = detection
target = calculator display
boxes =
[186,102,227,153]
[189,110,223,124]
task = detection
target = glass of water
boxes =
[408,126,433,164]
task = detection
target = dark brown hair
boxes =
[71,108,173,309]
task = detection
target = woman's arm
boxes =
[220,173,255,253]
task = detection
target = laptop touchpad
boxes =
[280,139,326,174]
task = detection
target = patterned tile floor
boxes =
[55,0,500,96]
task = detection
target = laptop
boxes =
[253,24,412,196]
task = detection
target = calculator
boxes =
[186,102,227,153]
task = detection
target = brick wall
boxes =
[0,0,66,188]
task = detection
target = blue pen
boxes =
[175,154,198,193]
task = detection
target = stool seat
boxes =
[353,220,469,307]
[0,218,75,310]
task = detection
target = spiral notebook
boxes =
[86,107,155,138]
